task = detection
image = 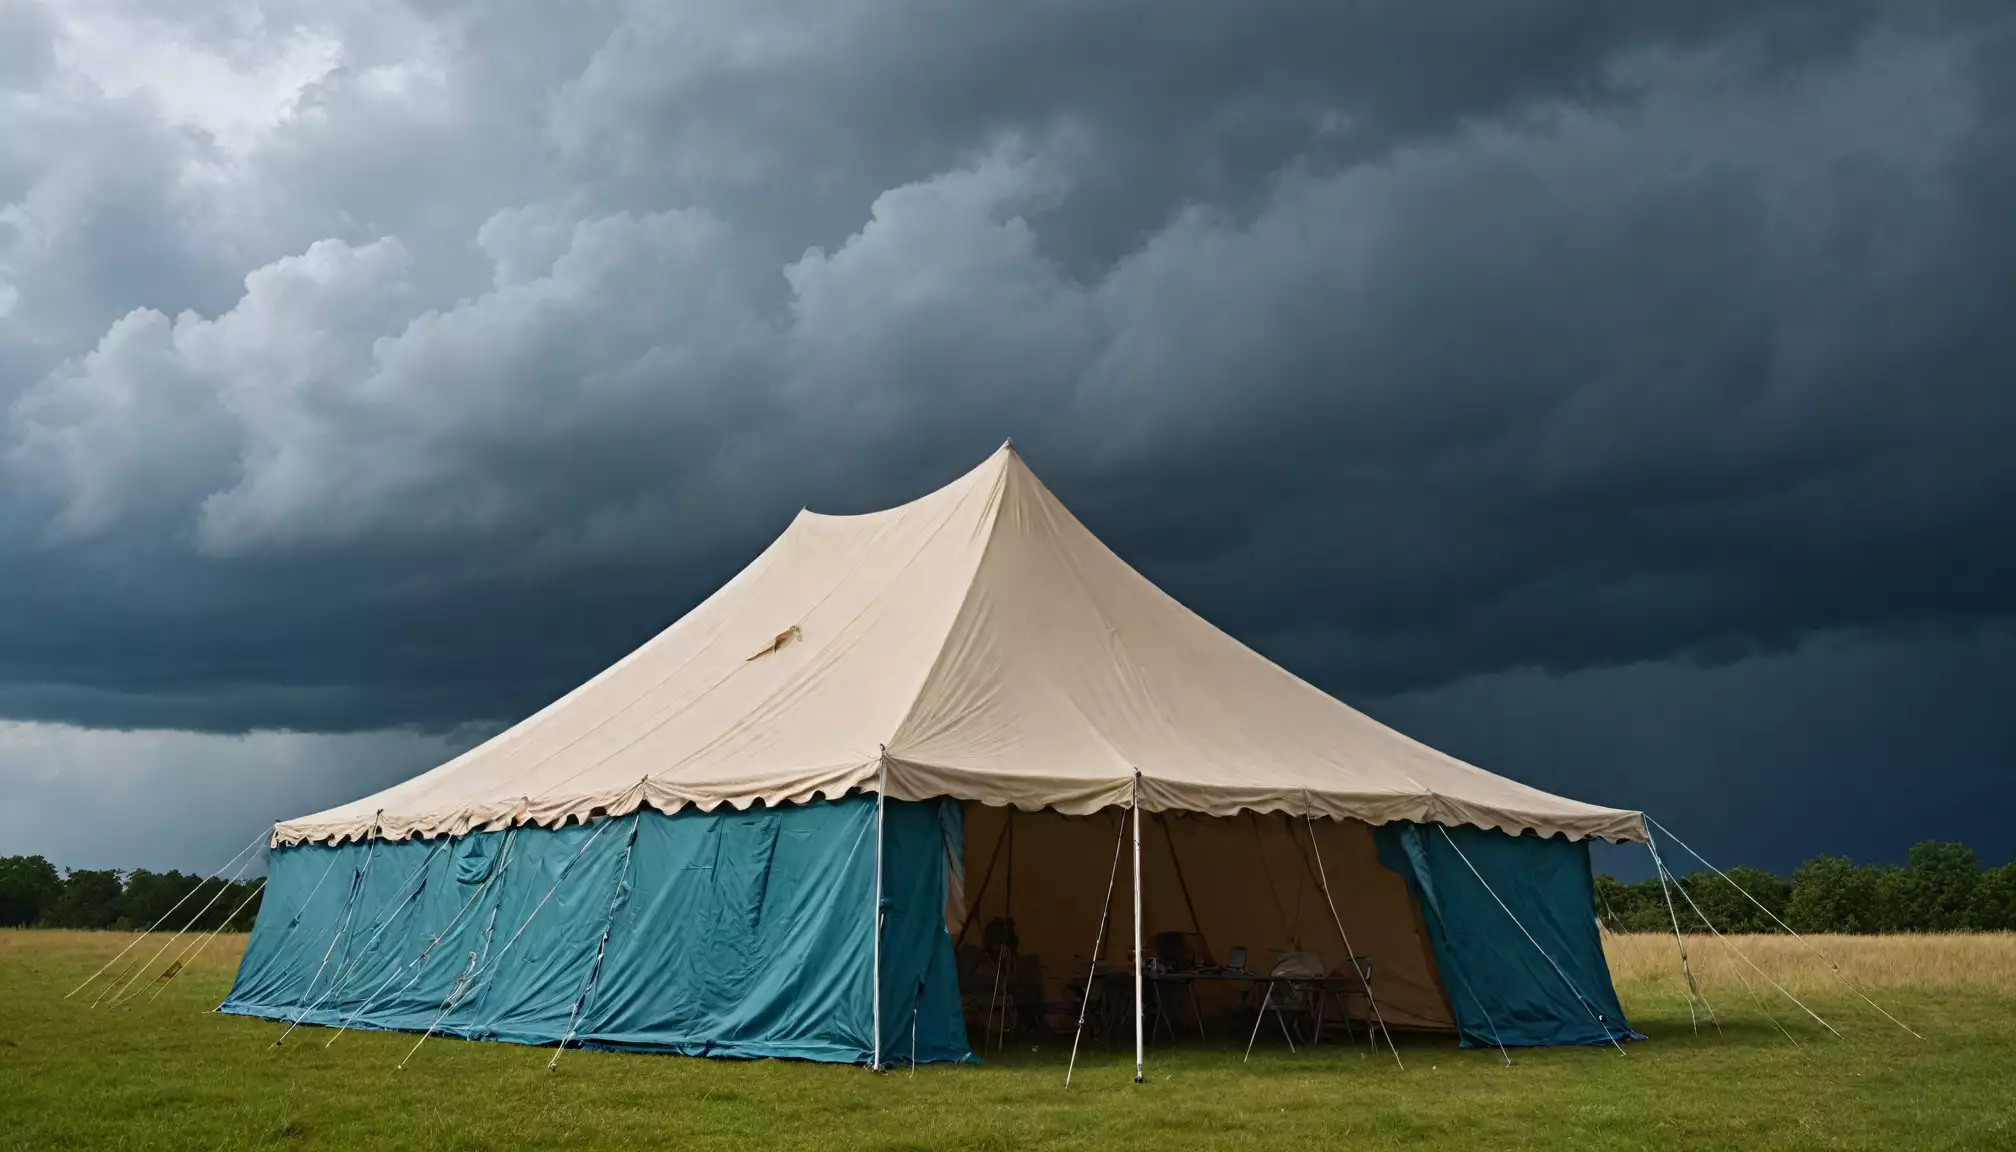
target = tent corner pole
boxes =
[872,750,889,1072]
[1131,769,1143,1085]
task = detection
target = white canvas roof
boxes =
[275,445,1645,846]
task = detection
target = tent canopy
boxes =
[275,444,1643,847]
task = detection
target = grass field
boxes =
[1,929,2009,1150]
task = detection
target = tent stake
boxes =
[1131,770,1143,1084]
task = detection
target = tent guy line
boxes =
[1063,807,1128,1088]
[397,814,624,1070]
[1304,801,1403,1069]
[272,834,452,1047]
[326,826,524,1046]
[550,808,645,1072]
[100,845,265,1009]
[274,813,385,1044]
[1645,816,1922,1041]
[1646,822,1719,1038]
[147,878,269,1003]
[64,827,269,1002]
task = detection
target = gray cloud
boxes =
[0,721,481,872]
[0,0,2012,866]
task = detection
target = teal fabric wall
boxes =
[223,796,974,1065]
[1374,822,1636,1049]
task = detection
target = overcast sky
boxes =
[2,0,2012,877]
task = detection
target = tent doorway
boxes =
[951,806,1453,1052]
[949,803,1634,1055]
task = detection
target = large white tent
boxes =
[223,444,1645,1066]
[277,443,1644,848]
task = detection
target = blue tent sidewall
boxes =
[1373,821,1636,1048]
[221,795,974,1065]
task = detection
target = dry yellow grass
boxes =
[1604,930,2016,997]
[0,928,250,1004]
[12,927,2011,1012]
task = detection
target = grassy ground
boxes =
[1,929,2009,1150]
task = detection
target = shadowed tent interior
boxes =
[952,806,1631,1051]
[221,445,1641,1066]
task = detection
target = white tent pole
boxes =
[1432,824,1628,1056]
[1642,824,1719,1038]
[1131,769,1143,1085]
[66,827,269,1001]
[1654,853,1806,1052]
[872,752,888,1072]
[1065,806,1129,1088]
[1652,846,1841,1042]
[1646,815,1921,1041]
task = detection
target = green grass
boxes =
[1,930,2010,1150]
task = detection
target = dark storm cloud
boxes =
[1,0,2014,867]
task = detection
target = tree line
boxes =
[1597,841,2016,934]
[0,856,264,932]
[6,838,2014,936]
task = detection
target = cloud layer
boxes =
[2,0,2013,867]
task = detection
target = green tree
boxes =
[1627,877,1674,932]
[0,855,64,926]
[1787,855,1879,933]
[1898,841,1979,932]
[43,869,126,928]
[1965,863,2016,932]
[1592,875,1682,933]
[120,870,205,931]
[1682,865,1788,934]
[1863,863,1909,932]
